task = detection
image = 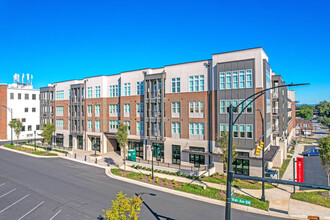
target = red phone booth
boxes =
[296,157,304,183]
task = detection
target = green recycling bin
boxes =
[128,149,136,162]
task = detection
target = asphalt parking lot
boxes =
[0,178,88,220]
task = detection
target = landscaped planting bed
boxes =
[111,168,269,211]
[291,191,330,208]
[3,144,58,156]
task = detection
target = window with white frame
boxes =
[239,99,245,113]
[220,100,226,113]
[56,90,64,100]
[220,72,225,89]
[109,120,119,130]
[56,106,63,115]
[246,125,252,138]
[246,69,252,88]
[234,125,238,137]
[189,123,204,139]
[87,87,92,98]
[171,102,180,118]
[189,75,204,92]
[136,121,143,135]
[137,81,144,95]
[95,86,101,98]
[226,72,232,89]
[124,104,130,116]
[87,105,92,115]
[246,99,253,113]
[171,78,180,93]
[56,119,63,128]
[136,103,143,117]
[172,122,180,137]
[95,120,100,130]
[124,121,130,132]
[95,105,100,115]
[220,124,226,136]
[124,83,131,96]
[109,104,120,115]
[233,100,239,113]
[226,100,232,113]
[109,85,120,97]
[239,70,245,88]
[88,120,92,130]
[240,125,245,138]
[189,101,204,117]
[233,71,238,89]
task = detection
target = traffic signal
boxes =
[255,141,264,156]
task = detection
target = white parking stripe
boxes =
[17,201,44,220]
[0,194,30,214]
[0,183,5,187]
[49,210,62,220]
[0,188,16,198]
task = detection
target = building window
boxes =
[189,101,204,117]
[68,106,71,115]
[137,81,144,95]
[25,108,28,112]
[69,135,73,147]
[234,125,238,137]
[18,93,21,100]
[21,118,26,122]
[21,126,25,131]
[124,121,131,132]
[189,123,204,135]
[56,106,63,115]
[226,100,232,113]
[124,83,131,96]
[109,104,120,114]
[95,120,100,130]
[109,85,120,97]
[95,86,101,98]
[10,93,14,99]
[172,122,180,135]
[246,69,252,88]
[220,72,225,89]
[239,99,244,113]
[32,108,36,112]
[36,125,40,130]
[136,103,143,116]
[55,91,64,100]
[220,100,226,113]
[56,119,63,128]
[246,125,253,138]
[137,121,143,135]
[25,93,29,100]
[246,100,253,113]
[171,78,180,93]
[220,124,226,136]
[240,125,245,138]
[77,135,83,149]
[95,105,100,115]
[233,159,249,175]
[124,104,130,114]
[233,100,239,113]
[226,72,232,89]
[233,71,238,89]
[87,105,92,114]
[32,94,36,100]
[189,147,205,167]
[69,90,71,100]
[28,125,32,131]
[88,120,92,130]
[239,70,245,88]
[172,145,181,165]
[68,120,71,130]
[171,102,180,117]
[87,87,92,98]
[189,75,204,92]
[109,120,119,130]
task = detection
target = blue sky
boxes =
[0,0,329,104]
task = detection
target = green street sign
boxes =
[231,197,251,206]
[231,190,234,196]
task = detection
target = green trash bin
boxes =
[128,149,136,162]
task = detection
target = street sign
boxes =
[297,157,304,183]
[231,197,251,206]
[231,190,234,196]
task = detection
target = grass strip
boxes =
[291,191,330,208]
[3,144,58,156]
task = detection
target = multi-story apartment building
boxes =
[40,47,296,176]
[0,75,41,140]
[296,118,313,136]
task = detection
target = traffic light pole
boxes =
[257,109,265,202]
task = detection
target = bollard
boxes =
[65,152,68,156]
[95,158,97,164]
[85,155,87,161]
[74,153,76,159]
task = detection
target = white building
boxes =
[0,74,41,141]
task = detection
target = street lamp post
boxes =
[225,83,309,220]
[34,130,36,151]
[151,146,154,180]
[257,108,266,202]
[1,105,13,145]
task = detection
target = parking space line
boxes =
[0,194,30,214]
[49,210,62,220]
[0,188,16,198]
[17,201,44,220]
[0,183,5,187]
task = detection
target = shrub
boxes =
[142,167,147,170]
[155,177,159,184]
[164,178,167,182]
[146,168,151,171]
[182,174,186,177]
[148,176,151,182]
[162,170,167,174]
[154,169,158,172]
[131,165,136,168]
[139,174,143,180]
[164,181,168,186]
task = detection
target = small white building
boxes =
[0,74,41,141]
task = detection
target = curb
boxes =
[0,146,60,158]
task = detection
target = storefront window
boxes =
[77,135,83,149]
[128,141,143,158]
[152,143,164,161]
[233,159,249,175]
[189,147,205,167]
[172,145,181,165]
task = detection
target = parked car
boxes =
[303,149,320,156]
[265,169,278,178]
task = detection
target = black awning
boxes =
[264,146,280,162]
[182,149,218,156]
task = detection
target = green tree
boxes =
[41,122,55,147]
[296,105,314,120]
[103,191,143,220]
[316,101,330,118]
[116,123,128,170]
[217,131,238,172]
[318,136,330,187]
[8,119,23,145]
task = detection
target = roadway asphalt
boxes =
[0,149,287,220]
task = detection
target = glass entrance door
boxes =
[90,137,100,152]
